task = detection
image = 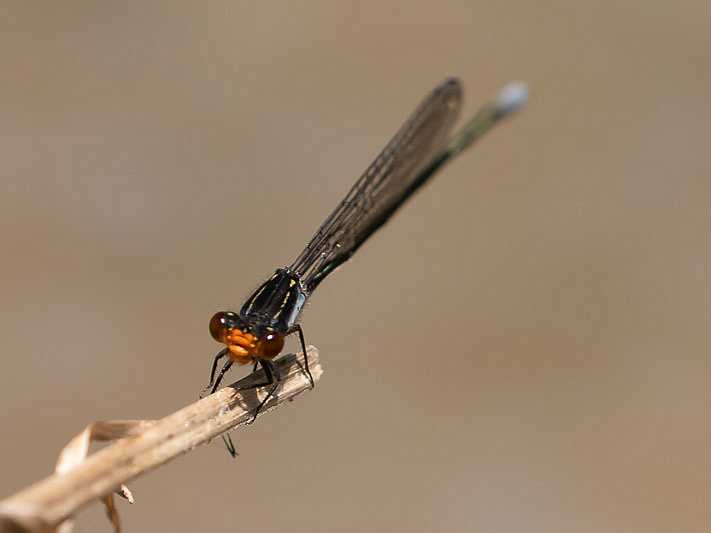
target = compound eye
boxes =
[209,311,239,343]
[256,333,284,358]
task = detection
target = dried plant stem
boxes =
[0,347,321,533]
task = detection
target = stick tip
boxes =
[494,82,528,115]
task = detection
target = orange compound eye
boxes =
[209,311,240,343]
[255,333,284,359]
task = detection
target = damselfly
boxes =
[202,78,527,455]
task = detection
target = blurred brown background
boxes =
[0,1,708,532]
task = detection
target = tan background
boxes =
[0,1,708,532]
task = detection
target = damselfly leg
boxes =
[288,324,314,388]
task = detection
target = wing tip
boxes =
[438,77,463,109]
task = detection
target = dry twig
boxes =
[0,347,321,533]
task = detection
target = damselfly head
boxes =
[209,311,284,361]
